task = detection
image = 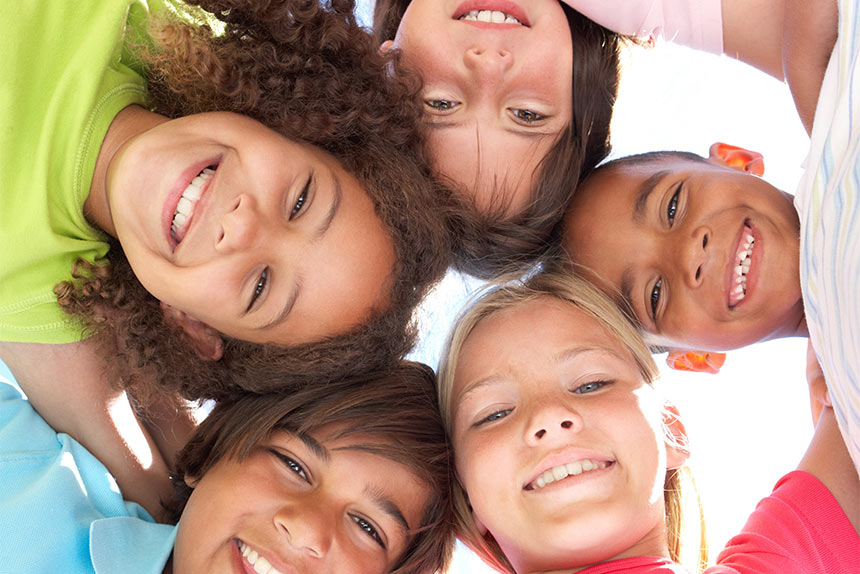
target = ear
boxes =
[183,474,200,489]
[662,402,690,469]
[160,303,225,361]
[666,349,726,374]
[708,142,765,176]
[379,39,394,55]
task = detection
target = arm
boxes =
[722,0,786,80]
[800,344,859,531]
[0,340,174,520]
[782,0,838,134]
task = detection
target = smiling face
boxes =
[106,112,396,346]
[563,153,804,351]
[450,297,684,572]
[172,429,431,574]
[391,0,573,214]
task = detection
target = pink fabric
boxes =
[577,471,860,573]
[562,0,724,54]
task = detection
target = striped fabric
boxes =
[794,0,860,474]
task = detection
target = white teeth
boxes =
[730,229,755,305]
[237,541,286,574]
[458,9,523,25]
[529,459,608,490]
[170,167,214,244]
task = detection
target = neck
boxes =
[84,104,168,236]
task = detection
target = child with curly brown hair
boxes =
[373,0,622,278]
[0,0,452,513]
[0,359,455,574]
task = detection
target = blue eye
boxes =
[667,184,681,225]
[650,278,662,321]
[572,380,610,394]
[476,409,512,426]
[351,515,386,549]
[269,449,309,481]
[246,267,268,312]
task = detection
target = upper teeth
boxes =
[731,229,755,304]
[238,540,286,574]
[171,167,214,243]
[458,10,523,25]
[529,458,609,490]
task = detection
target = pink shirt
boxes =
[578,472,860,573]
[563,0,724,54]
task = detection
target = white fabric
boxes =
[794,0,860,475]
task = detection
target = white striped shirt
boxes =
[795,0,860,474]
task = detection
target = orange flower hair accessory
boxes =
[666,350,727,374]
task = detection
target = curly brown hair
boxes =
[374,1,622,279]
[167,361,455,574]
[55,0,454,401]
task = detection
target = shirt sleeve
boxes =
[561,0,724,54]
[707,471,860,573]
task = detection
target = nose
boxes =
[524,401,582,447]
[463,46,512,87]
[678,226,710,288]
[217,194,259,253]
[274,503,332,559]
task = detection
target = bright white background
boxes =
[356,2,814,570]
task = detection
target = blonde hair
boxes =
[437,264,706,572]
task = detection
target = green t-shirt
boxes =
[0,0,152,343]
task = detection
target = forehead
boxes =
[428,125,558,215]
[455,297,627,385]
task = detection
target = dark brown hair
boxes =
[56,0,454,401]
[373,1,622,279]
[169,361,455,574]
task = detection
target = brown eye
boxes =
[667,184,681,225]
[650,278,662,321]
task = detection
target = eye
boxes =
[246,267,269,313]
[424,99,460,113]
[269,449,309,482]
[476,408,512,426]
[510,108,546,124]
[649,278,662,322]
[289,175,313,220]
[666,183,681,226]
[351,515,386,549]
[572,380,611,394]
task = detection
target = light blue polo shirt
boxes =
[0,360,176,574]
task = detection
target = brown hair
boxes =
[436,264,706,572]
[168,361,455,574]
[55,0,454,401]
[373,1,622,279]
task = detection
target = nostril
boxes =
[695,266,702,281]
[702,235,708,248]
[560,420,572,429]
[534,429,546,439]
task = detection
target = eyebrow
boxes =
[296,432,330,462]
[633,170,671,223]
[426,119,558,138]
[365,484,411,535]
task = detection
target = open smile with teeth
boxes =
[237,540,286,574]
[170,166,215,244]
[729,225,755,307]
[458,9,524,25]
[526,458,611,491]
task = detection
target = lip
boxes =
[523,448,615,490]
[163,157,220,253]
[453,0,530,27]
[724,220,760,310]
[233,539,297,574]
